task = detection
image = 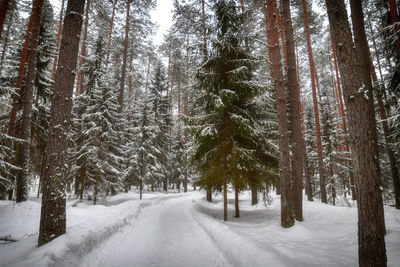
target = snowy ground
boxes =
[0,190,399,267]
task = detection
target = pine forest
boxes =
[0,0,399,266]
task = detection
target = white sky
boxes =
[151,0,174,45]
[49,0,174,46]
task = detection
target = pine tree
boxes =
[325,0,387,264]
[38,0,86,246]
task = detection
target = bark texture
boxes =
[118,0,131,113]
[0,0,10,39]
[15,0,45,202]
[38,0,85,246]
[265,0,294,228]
[302,0,326,203]
[282,0,304,221]
[326,0,387,265]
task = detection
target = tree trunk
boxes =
[75,0,91,96]
[304,150,313,201]
[79,160,86,200]
[206,188,212,202]
[326,0,387,265]
[265,0,294,228]
[251,186,257,205]
[183,35,189,193]
[234,186,239,218]
[282,0,304,221]
[15,0,45,203]
[105,0,117,67]
[388,0,400,57]
[201,0,207,58]
[50,0,65,86]
[302,0,327,204]
[7,15,34,138]
[0,0,14,71]
[0,0,10,39]
[367,43,400,210]
[140,178,143,200]
[118,0,131,113]
[223,151,228,221]
[330,29,356,200]
[38,0,85,246]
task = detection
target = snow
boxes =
[0,191,399,267]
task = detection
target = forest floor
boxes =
[0,190,400,267]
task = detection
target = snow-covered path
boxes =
[81,194,229,267]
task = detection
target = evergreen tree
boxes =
[192,0,277,221]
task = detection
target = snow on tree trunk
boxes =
[15,0,45,203]
[326,0,387,265]
[265,0,294,228]
[38,0,85,246]
[301,0,327,204]
[282,0,304,221]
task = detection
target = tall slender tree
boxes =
[325,0,387,265]
[15,0,45,202]
[301,0,326,203]
[265,0,294,227]
[38,0,86,246]
[281,0,304,221]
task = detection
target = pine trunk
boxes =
[330,29,357,200]
[302,0,327,203]
[251,186,257,205]
[388,0,400,57]
[38,0,85,246]
[201,0,207,58]
[223,150,228,222]
[206,188,212,202]
[282,0,304,221]
[15,0,45,203]
[183,36,189,193]
[0,0,14,71]
[0,0,10,39]
[234,186,239,218]
[266,0,294,228]
[105,0,117,67]
[50,0,65,85]
[7,15,34,137]
[326,0,387,265]
[118,0,131,113]
[367,40,400,210]
[75,0,91,96]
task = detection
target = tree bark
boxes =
[326,0,387,265]
[388,0,400,57]
[38,0,85,246]
[118,0,131,113]
[15,0,45,203]
[234,186,239,218]
[265,0,294,228]
[251,186,257,205]
[50,0,65,86]
[301,0,327,203]
[0,0,10,39]
[0,0,14,71]
[75,0,91,96]
[367,43,400,209]
[7,15,34,138]
[105,0,117,68]
[282,0,304,221]
[302,0,328,203]
[201,0,207,58]
[206,188,212,202]
[183,35,189,193]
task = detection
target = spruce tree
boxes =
[192,0,276,221]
